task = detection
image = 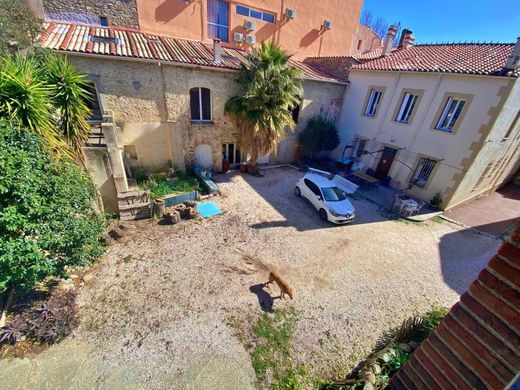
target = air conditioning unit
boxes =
[323,20,333,30]
[244,20,256,31]
[285,8,296,19]
[244,35,256,45]
[233,32,244,43]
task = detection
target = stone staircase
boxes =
[118,190,151,221]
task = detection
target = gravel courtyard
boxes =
[1,167,501,389]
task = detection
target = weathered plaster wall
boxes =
[41,0,139,28]
[84,147,118,213]
[337,69,516,208]
[69,55,345,173]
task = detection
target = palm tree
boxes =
[0,52,93,161]
[225,42,302,165]
[45,54,92,160]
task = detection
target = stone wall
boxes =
[69,56,346,174]
[304,56,358,80]
[41,0,139,28]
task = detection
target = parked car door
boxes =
[303,179,323,210]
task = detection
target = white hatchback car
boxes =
[295,173,356,224]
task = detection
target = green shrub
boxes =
[430,193,443,208]
[0,121,106,293]
[297,115,340,158]
[419,306,449,340]
[141,171,201,200]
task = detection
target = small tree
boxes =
[297,115,340,158]
[0,121,106,325]
[225,42,302,165]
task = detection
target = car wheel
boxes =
[319,209,328,221]
[294,186,301,197]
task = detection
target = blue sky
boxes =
[361,0,520,43]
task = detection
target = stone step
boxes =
[118,201,151,212]
[120,209,151,221]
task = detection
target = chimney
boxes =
[402,33,415,49]
[382,25,398,56]
[397,28,413,48]
[213,38,222,64]
[504,37,520,70]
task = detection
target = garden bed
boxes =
[137,171,202,200]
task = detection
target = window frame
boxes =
[190,87,212,122]
[395,92,418,123]
[411,157,437,188]
[435,97,466,132]
[304,179,321,196]
[207,0,230,42]
[234,4,276,24]
[361,86,386,119]
[364,89,382,117]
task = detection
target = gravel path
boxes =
[2,167,501,389]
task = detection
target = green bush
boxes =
[0,121,106,293]
[297,116,340,158]
[419,306,449,340]
[430,193,443,208]
[141,171,201,200]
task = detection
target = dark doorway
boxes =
[374,147,397,179]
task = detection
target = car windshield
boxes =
[322,186,347,202]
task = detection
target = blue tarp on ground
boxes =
[196,202,222,218]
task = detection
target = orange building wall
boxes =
[137,0,364,59]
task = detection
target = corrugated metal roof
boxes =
[39,22,347,84]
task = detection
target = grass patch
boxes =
[139,171,201,200]
[249,308,308,389]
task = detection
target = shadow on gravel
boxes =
[249,284,276,313]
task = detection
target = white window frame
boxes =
[191,87,212,122]
[364,89,382,117]
[435,97,465,132]
[207,0,229,41]
[412,158,436,188]
[395,92,418,123]
[235,5,275,23]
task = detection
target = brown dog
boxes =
[264,271,293,300]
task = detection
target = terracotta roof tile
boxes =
[352,43,519,77]
[38,22,347,84]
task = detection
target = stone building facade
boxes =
[71,56,345,176]
[27,0,139,28]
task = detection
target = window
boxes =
[235,5,276,23]
[322,187,347,202]
[395,92,418,123]
[222,143,241,164]
[412,158,436,188]
[353,138,366,158]
[304,179,321,196]
[99,16,108,27]
[364,89,382,117]
[208,0,229,41]
[357,40,362,50]
[435,97,466,132]
[90,35,119,45]
[190,87,211,121]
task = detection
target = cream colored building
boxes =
[335,30,520,210]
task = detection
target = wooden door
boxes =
[374,147,397,179]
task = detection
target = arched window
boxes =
[190,87,212,121]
